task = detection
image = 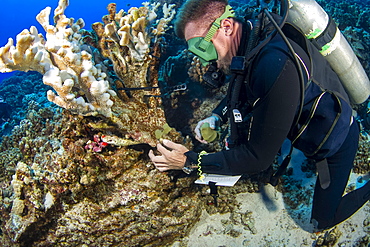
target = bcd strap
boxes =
[269,91,342,186]
[310,16,337,51]
[292,90,343,157]
[227,21,276,148]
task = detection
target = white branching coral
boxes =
[0,0,176,117]
[94,2,176,95]
[153,3,176,37]
[111,2,176,63]
[0,0,116,117]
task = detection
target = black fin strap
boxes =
[270,144,293,186]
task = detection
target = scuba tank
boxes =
[286,0,370,104]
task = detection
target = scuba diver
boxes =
[149,0,370,231]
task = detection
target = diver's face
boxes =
[184,22,217,66]
[185,21,233,74]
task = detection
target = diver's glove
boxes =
[194,114,222,144]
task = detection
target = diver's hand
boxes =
[194,115,221,144]
[149,139,189,172]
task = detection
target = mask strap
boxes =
[198,5,235,51]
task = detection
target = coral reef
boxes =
[316,0,370,33]
[84,1,176,101]
[0,106,203,246]
[0,72,56,138]
[354,131,370,174]
[0,1,207,246]
[314,227,342,246]
[316,0,370,76]
[0,62,251,247]
[342,27,370,73]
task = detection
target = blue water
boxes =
[0,0,143,82]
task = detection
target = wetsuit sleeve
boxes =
[185,45,301,175]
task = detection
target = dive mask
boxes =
[187,5,235,66]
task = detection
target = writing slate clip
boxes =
[208,181,219,207]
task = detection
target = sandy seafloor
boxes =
[171,148,370,246]
[174,187,369,247]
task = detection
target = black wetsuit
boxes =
[185,31,370,230]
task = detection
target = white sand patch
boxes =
[172,147,370,246]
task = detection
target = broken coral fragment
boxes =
[101,134,141,147]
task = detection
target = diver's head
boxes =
[175,0,242,74]
[174,0,229,40]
